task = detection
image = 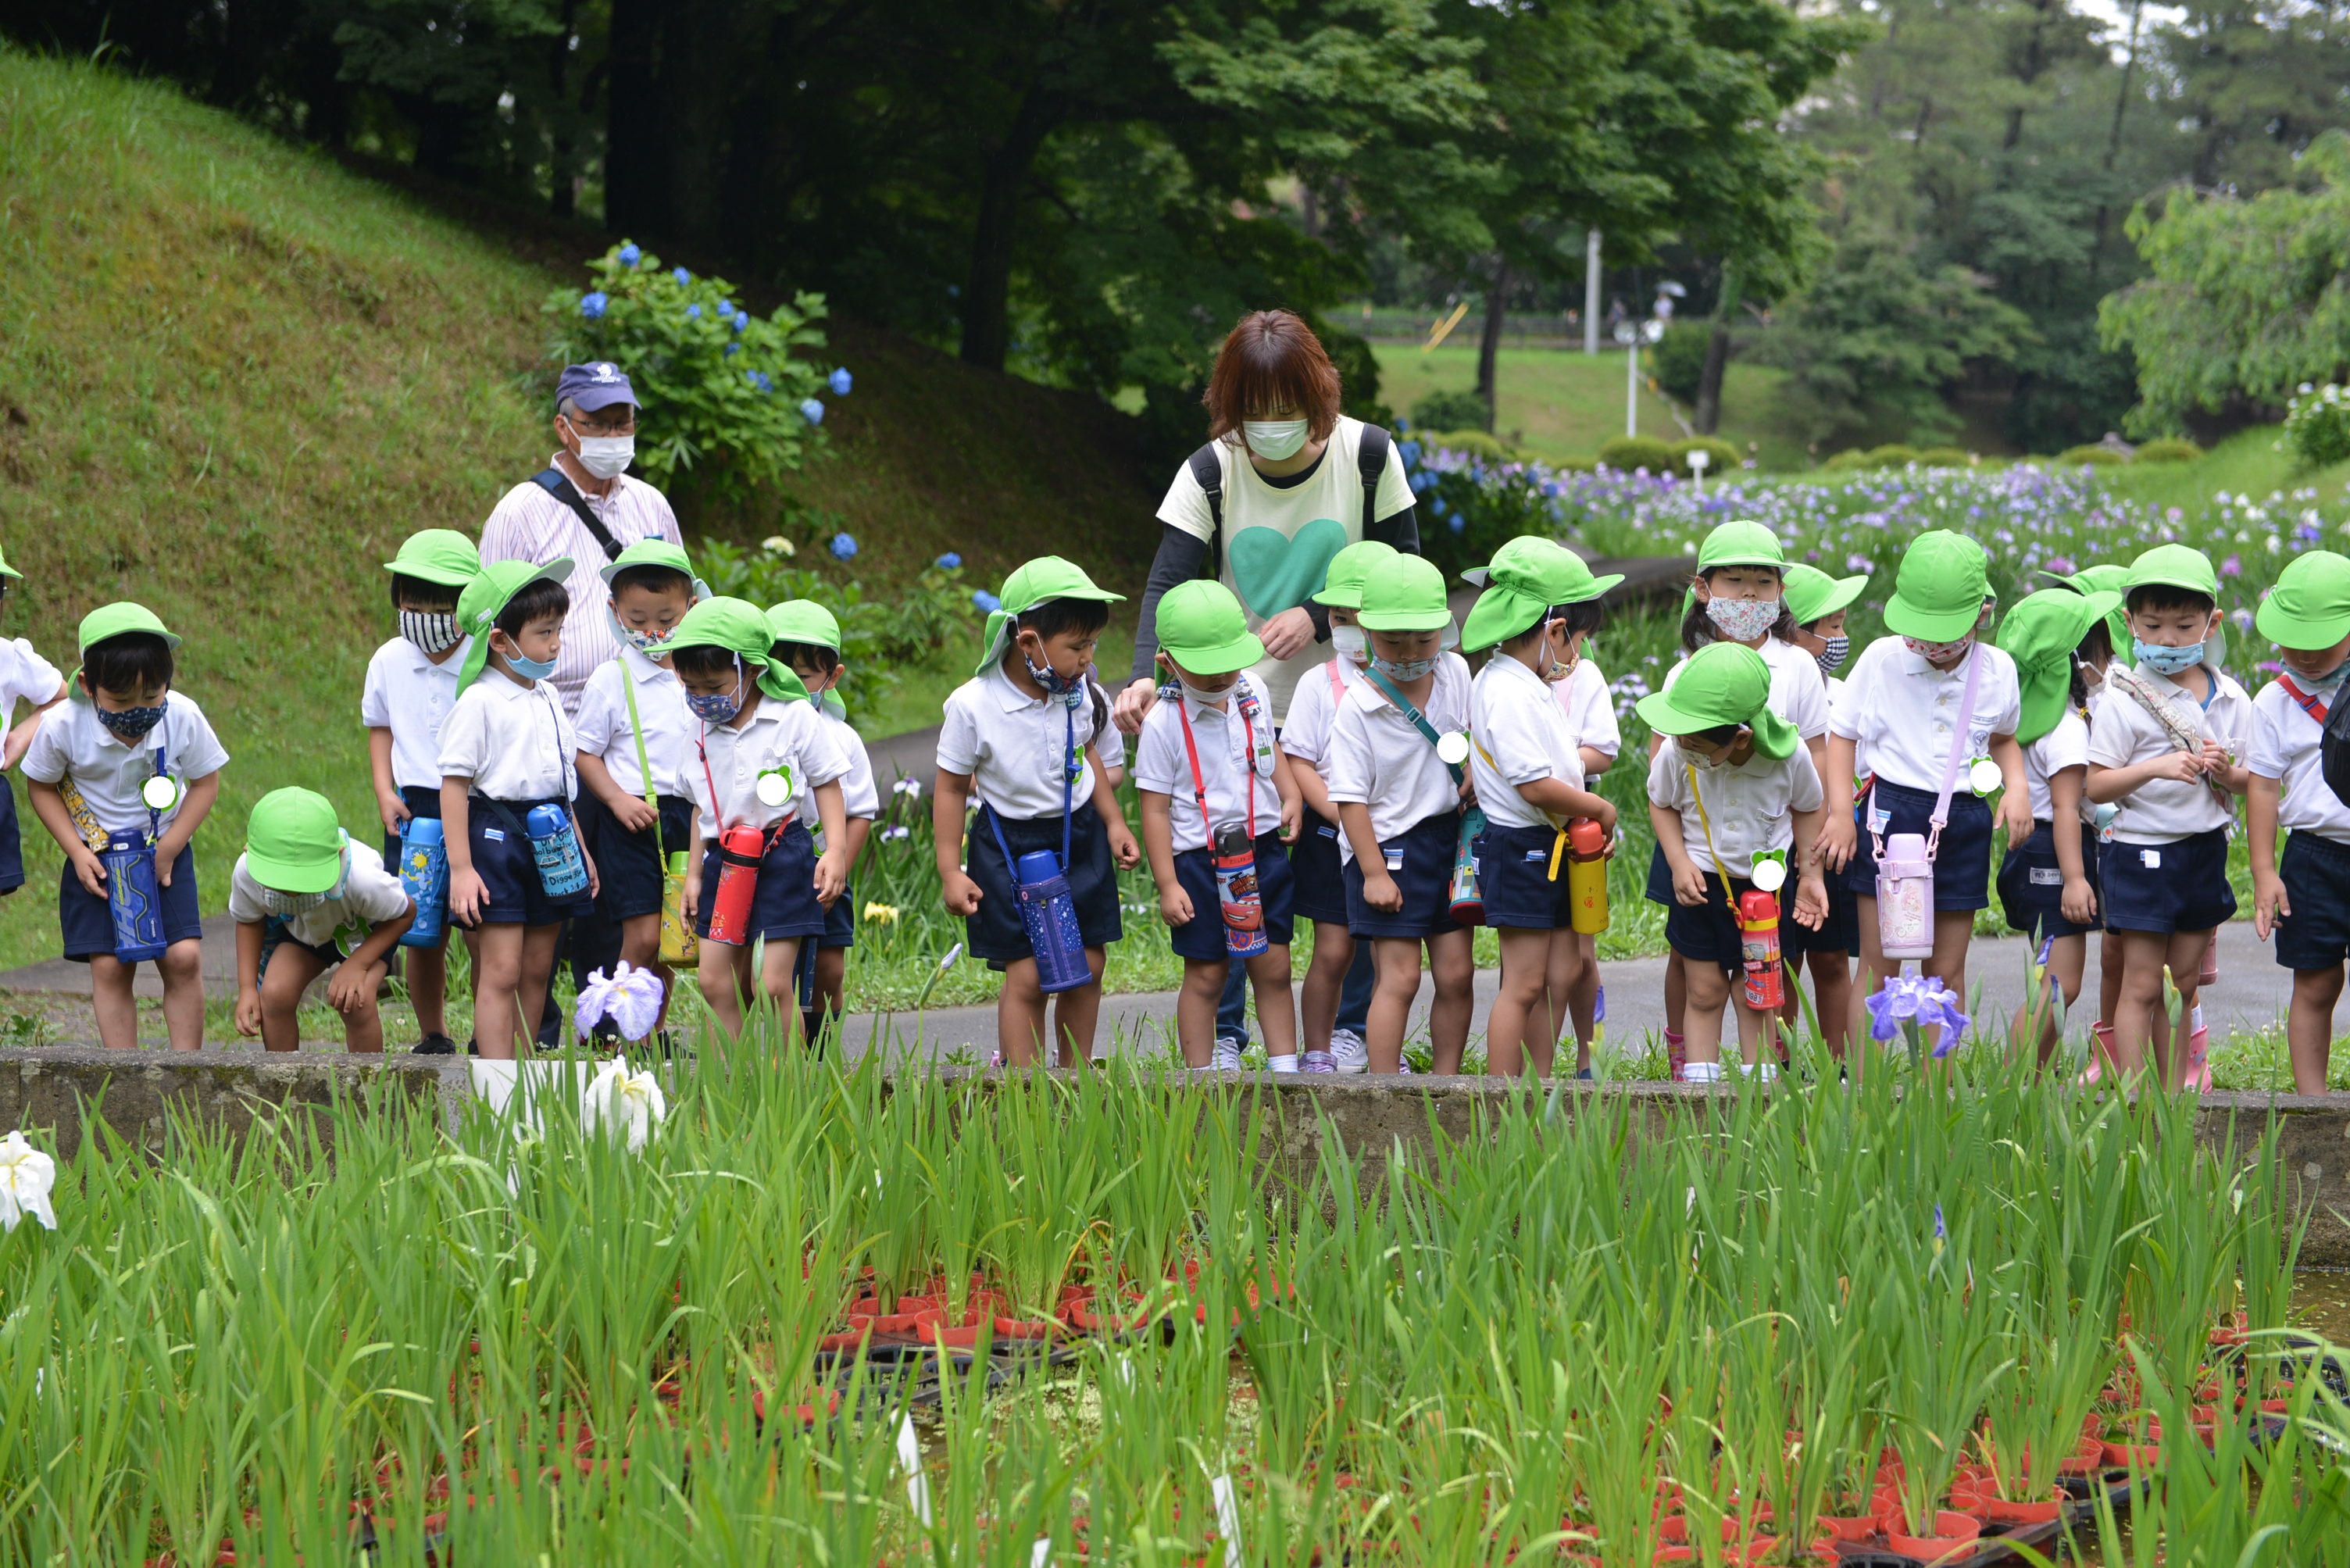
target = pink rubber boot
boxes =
[2080,1022,2114,1087]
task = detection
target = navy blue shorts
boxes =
[1841,780,1995,912]
[1997,820,2102,942]
[381,783,443,868]
[462,797,594,929]
[962,802,1123,968]
[0,775,26,895]
[59,843,202,962]
[1476,820,1572,930]
[2099,827,2235,936]
[695,820,827,944]
[820,874,855,949]
[577,791,696,923]
[2274,831,2350,970]
[1289,809,1352,923]
[1343,809,1463,941]
[258,919,342,984]
[1662,870,1810,977]
[1170,832,1296,961]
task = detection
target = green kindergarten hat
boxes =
[1783,563,1867,627]
[1999,588,2124,745]
[0,548,23,580]
[454,557,572,694]
[598,538,710,600]
[976,555,1125,677]
[70,602,181,702]
[384,528,482,589]
[1359,555,1455,633]
[766,598,844,652]
[2257,549,2350,650]
[2126,542,2220,599]
[1634,642,1798,761]
[1157,580,1266,677]
[244,786,351,895]
[669,596,810,705]
[2040,562,2133,670]
[1697,520,1788,573]
[1460,537,1620,652]
[1884,530,1992,641]
[1312,540,1399,609]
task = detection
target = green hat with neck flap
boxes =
[667,596,810,705]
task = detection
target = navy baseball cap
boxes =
[555,361,637,415]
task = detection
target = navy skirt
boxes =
[695,819,827,944]
[963,801,1123,968]
[1342,809,1463,940]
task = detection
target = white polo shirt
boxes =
[573,649,693,799]
[2023,709,2090,824]
[1326,652,1471,863]
[361,635,470,793]
[1134,673,1281,852]
[437,673,579,802]
[1278,655,1366,781]
[1662,635,1830,742]
[686,694,850,834]
[2086,663,2252,843]
[2248,678,2350,843]
[1471,653,1584,831]
[820,710,880,820]
[227,841,412,949]
[0,638,62,759]
[938,666,1116,820]
[1554,658,1621,763]
[1647,739,1824,880]
[23,691,230,839]
[1830,638,2023,795]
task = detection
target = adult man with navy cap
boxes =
[478,362,683,716]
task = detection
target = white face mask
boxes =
[567,420,635,480]
[1330,625,1368,664]
[1242,419,1310,461]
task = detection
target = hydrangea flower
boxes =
[800,398,826,426]
[580,291,609,320]
[973,588,1002,613]
[724,342,739,357]
[748,370,773,394]
[936,552,962,570]
[831,532,858,561]
[0,1130,56,1232]
[617,243,642,267]
[575,961,665,1042]
[685,303,702,320]
[580,1056,667,1152]
[829,367,853,396]
[673,266,692,285]
[718,299,734,317]
[733,310,749,331]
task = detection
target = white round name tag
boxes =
[754,768,794,808]
[1435,731,1471,766]
[1750,858,1788,894]
[140,774,180,812]
[1968,758,2005,795]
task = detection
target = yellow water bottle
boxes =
[1567,818,1609,934]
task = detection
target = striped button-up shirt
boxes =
[477,454,683,713]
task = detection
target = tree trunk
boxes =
[548,0,578,219]
[1475,258,1509,431]
[1693,270,1741,436]
[960,85,1063,371]
[604,0,665,235]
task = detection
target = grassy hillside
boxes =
[0,49,1158,970]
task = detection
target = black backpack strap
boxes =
[530,467,626,564]
[1355,423,1391,533]
[1186,442,1224,582]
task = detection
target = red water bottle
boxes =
[709,824,767,946]
[1738,888,1784,1010]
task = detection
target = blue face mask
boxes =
[2132,638,2205,677]
[95,703,166,741]
[684,663,744,723]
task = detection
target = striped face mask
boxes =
[400,610,462,655]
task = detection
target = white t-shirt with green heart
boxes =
[1155,416,1415,723]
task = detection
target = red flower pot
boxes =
[1979,1491,2065,1526]
[1816,1513,1878,1543]
[1882,1511,1981,1563]
[994,1316,1058,1341]
[1657,1516,1741,1546]
[2100,1440,2161,1469]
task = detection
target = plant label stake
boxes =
[897,1413,930,1527]
[1211,1473,1243,1568]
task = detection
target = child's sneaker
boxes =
[1300,1049,1338,1073]
[413,1033,457,1056]
[1738,1061,1780,1084]
[1330,1028,1370,1074]
[1209,1040,1244,1073]
[1677,1060,1725,1084]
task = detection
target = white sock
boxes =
[1267,1053,1299,1073]
[2191,1001,2206,1034]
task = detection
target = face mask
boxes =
[262,851,348,916]
[685,664,745,723]
[609,609,675,655]
[1179,680,1233,706]
[1902,634,1973,664]
[2302,660,2350,690]
[95,703,166,741]
[566,420,635,480]
[1242,419,1310,461]
[1704,596,1780,644]
[1814,635,1850,677]
[1330,625,1369,665]
[1023,652,1085,702]
[498,643,559,682]
[400,610,462,655]
[2132,638,2205,677]
[1373,654,1439,682]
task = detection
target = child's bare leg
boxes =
[408,940,449,1038]
[1247,945,1296,1059]
[997,957,1050,1066]
[1925,910,1973,1054]
[2290,967,2344,1094]
[473,924,527,1060]
[1488,926,1554,1077]
[1566,930,1599,1073]
[1048,948,1107,1066]
[1177,957,1227,1067]
[1683,962,1730,1066]
[1531,929,1579,1079]
[697,939,746,1036]
[259,945,327,1053]
[1848,896,1888,1075]
[158,938,205,1052]
[88,954,140,1050]
[757,936,805,1034]
[1664,948,1688,1040]
[617,913,659,970]
[1802,948,1853,1059]
[516,924,561,1053]
[1300,920,1354,1055]
[2155,927,2210,1091]
[813,947,847,1029]
[1366,938,1423,1073]
[2109,930,2169,1079]
[1732,994,1770,1068]
[2012,932,2086,1065]
[1426,929,1474,1073]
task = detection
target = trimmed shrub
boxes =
[1865,444,1923,468]
[1597,435,1679,473]
[1409,388,1492,433]
[2131,438,2203,463]
[2057,445,2125,466]
[1423,428,1515,463]
[1652,320,1712,404]
[1823,448,1873,470]
[1673,436,1741,476]
[1916,447,1971,467]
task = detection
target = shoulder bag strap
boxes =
[530,467,626,564]
[620,656,666,865]
[1186,444,1225,584]
[1355,423,1391,534]
[1684,761,1733,904]
[1176,697,1257,846]
[1362,665,1465,786]
[2108,663,2207,754]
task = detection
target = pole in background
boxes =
[1614,316,1666,439]
[1584,230,1602,355]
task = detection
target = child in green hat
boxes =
[1327,555,1475,1073]
[1993,587,2123,1066]
[1281,538,1395,1073]
[766,598,879,1044]
[2085,541,2251,1090]
[1544,573,1622,1076]
[936,557,1141,1066]
[1638,641,1829,1080]
[364,527,482,1052]
[437,559,599,1061]
[0,548,67,906]
[229,787,416,1054]
[23,603,229,1051]
[2248,548,2350,1092]
[666,598,852,1041]
[1134,580,1304,1070]
[1773,561,1870,1057]
[1820,529,2030,1053]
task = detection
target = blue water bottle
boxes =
[100,828,168,963]
[523,805,590,900]
[398,817,448,948]
[1013,849,1091,994]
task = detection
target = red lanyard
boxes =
[1176,693,1257,845]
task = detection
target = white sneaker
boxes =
[1209,1041,1244,1072]
[1300,1049,1338,1073]
[1330,1029,1370,1074]
[1738,1061,1780,1084]
[1678,1061,1727,1084]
